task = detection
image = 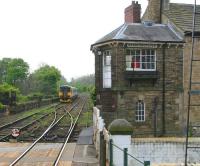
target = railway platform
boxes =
[0,142,98,166]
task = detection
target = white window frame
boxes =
[103,50,112,88]
[126,49,156,71]
[135,100,145,122]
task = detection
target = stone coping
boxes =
[152,164,200,166]
[132,137,200,143]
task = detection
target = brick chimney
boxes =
[124,1,141,23]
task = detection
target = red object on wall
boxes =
[131,61,140,68]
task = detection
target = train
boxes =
[59,85,78,103]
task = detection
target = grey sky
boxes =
[0,0,198,81]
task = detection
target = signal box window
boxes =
[135,100,145,122]
[103,50,112,88]
[126,49,156,71]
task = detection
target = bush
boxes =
[0,102,6,111]
[0,83,19,105]
[27,92,43,101]
[17,94,29,103]
[90,87,96,105]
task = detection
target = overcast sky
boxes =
[0,0,198,81]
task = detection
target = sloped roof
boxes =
[163,3,200,32]
[92,23,183,46]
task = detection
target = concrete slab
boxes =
[77,127,93,145]
[0,142,98,166]
[72,145,98,166]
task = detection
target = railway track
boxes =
[0,104,63,141]
[54,97,86,165]
[9,96,87,166]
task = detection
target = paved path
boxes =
[0,142,98,166]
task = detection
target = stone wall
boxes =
[95,43,183,136]
[9,98,58,114]
[163,15,200,131]
[182,37,200,127]
[142,0,161,23]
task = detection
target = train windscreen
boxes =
[60,86,70,92]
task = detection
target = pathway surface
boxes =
[0,142,98,166]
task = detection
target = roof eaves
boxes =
[91,39,184,49]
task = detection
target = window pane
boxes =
[151,50,155,55]
[105,56,111,66]
[142,56,145,62]
[131,50,135,55]
[126,49,130,55]
[136,50,140,55]
[151,56,155,62]
[126,55,132,62]
[147,49,150,55]
[147,56,151,62]
[136,101,145,122]
[147,63,150,69]
[126,62,131,68]
[127,49,156,71]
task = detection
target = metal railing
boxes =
[109,139,150,166]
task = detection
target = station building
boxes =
[91,1,186,136]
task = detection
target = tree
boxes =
[58,75,68,86]
[6,58,29,85]
[0,58,12,83]
[0,83,19,105]
[33,65,61,95]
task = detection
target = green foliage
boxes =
[0,57,66,100]
[69,74,94,92]
[0,102,6,111]
[58,75,67,85]
[17,92,44,103]
[0,83,19,105]
[0,58,12,83]
[6,58,29,85]
[90,86,96,105]
[0,83,19,93]
[27,92,43,101]
[33,64,61,95]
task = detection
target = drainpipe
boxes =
[160,0,163,23]
[162,43,166,135]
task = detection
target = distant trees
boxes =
[0,58,64,103]
[0,83,19,106]
[32,65,61,96]
[0,58,12,83]
[7,58,29,85]
[70,74,94,92]
[69,74,96,104]
[0,57,96,105]
[0,58,29,85]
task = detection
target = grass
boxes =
[0,103,57,125]
[78,97,93,127]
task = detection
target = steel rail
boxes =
[0,111,54,141]
[9,102,78,166]
[0,104,63,141]
[54,97,86,166]
[0,103,60,131]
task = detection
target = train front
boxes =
[59,85,71,103]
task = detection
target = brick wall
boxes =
[124,1,141,23]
